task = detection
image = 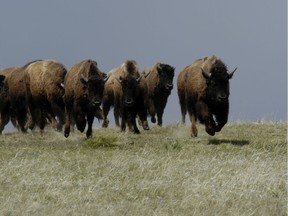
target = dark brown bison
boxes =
[139,63,175,128]
[116,74,144,133]
[64,59,106,138]
[0,67,19,133]
[102,60,146,130]
[24,60,67,132]
[177,55,237,137]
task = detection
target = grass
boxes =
[0,123,286,216]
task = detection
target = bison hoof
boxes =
[205,128,215,136]
[64,130,70,138]
[102,120,109,128]
[151,116,156,123]
[134,129,140,134]
[142,121,150,130]
[191,133,198,138]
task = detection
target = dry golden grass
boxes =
[0,123,286,215]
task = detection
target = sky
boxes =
[0,0,286,128]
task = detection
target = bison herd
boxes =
[0,56,237,138]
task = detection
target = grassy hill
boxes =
[0,123,286,216]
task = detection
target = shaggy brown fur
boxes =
[102,60,142,128]
[64,59,106,138]
[177,55,236,137]
[7,61,39,133]
[24,60,67,132]
[139,63,174,128]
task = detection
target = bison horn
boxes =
[136,75,143,83]
[81,74,89,83]
[144,71,151,78]
[201,68,211,79]
[60,83,65,89]
[103,74,109,83]
[228,67,237,79]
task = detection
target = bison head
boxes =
[157,64,175,91]
[81,74,105,108]
[117,75,142,107]
[201,67,237,103]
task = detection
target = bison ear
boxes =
[228,67,237,79]
[201,68,211,80]
[80,74,89,85]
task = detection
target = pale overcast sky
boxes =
[0,0,286,126]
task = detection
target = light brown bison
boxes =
[139,63,175,128]
[102,60,146,130]
[64,59,106,138]
[177,55,237,137]
[24,60,67,132]
[0,67,20,133]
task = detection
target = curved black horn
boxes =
[136,75,143,83]
[144,70,151,78]
[103,74,109,83]
[81,74,89,83]
[228,67,237,79]
[201,68,211,79]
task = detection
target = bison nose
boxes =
[218,94,228,101]
[125,99,134,106]
[92,100,101,107]
[166,83,173,90]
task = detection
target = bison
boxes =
[0,67,19,133]
[102,60,147,130]
[6,62,40,133]
[139,63,175,128]
[24,60,67,132]
[177,55,237,137]
[115,74,144,133]
[64,59,106,138]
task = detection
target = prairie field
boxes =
[0,122,286,216]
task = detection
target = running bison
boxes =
[6,62,40,133]
[116,74,144,133]
[64,59,106,138]
[24,60,67,132]
[0,66,19,133]
[102,60,146,130]
[139,63,174,128]
[177,56,237,137]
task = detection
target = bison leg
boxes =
[137,102,149,130]
[196,101,216,136]
[188,112,198,138]
[114,99,121,127]
[0,108,10,134]
[16,105,28,133]
[156,109,164,126]
[128,113,140,134]
[178,92,187,124]
[215,113,228,132]
[64,102,73,138]
[75,112,86,133]
[86,112,94,138]
[102,98,110,128]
